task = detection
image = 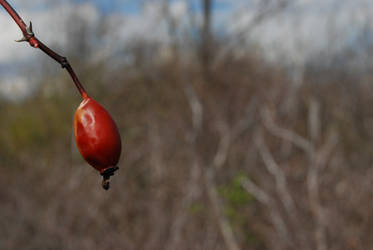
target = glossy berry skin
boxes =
[74,95,121,175]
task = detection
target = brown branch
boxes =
[261,105,338,250]
[255,133,297,217]
[204,168,241,250]
[165,162,201,250]
[307,130,338,250]
[241,178,291,244]
[261,107,313,154]
[254,132,308,249]
[0,0,87,98]
[184,84,240,250]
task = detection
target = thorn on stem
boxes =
[27,21,33,34]
[15,37,27,42]
[15,21,38,48]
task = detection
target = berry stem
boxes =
[0,0,88,98]
[0,0,26,35]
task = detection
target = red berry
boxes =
[74,95,121,189]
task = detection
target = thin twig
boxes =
[255,133,297,217]
[204,168,241,250]
[254,132,307,249]
[241,178,290,242]
[184,84,241,250]
[307,130,338,250]
[0,0,87,97]
[261,107,313,154]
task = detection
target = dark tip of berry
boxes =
[100,166,119,190]
[102,179,110,190]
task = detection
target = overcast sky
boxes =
[0,0,372,99]
[1,0,372,64]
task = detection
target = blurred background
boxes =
[1,0,373,249]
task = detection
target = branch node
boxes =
[15,21,38,48]
[60,57,69,69]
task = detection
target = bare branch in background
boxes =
[212,122,232,170]
[261,107,313,154]
[307,98,338,250]
[254,131,311,249]
[307,130,338,250]
[260,101,339,250]
[232,98,258,138]
[241,178,291,245]
[255,132,297,218]
[165,162,201,250]
[308,98,321,143]
[201,0,213,76]
[240,0,292,33]
[185,82,240,250]
[315,130,338,169]
[241,178,271,205]
[204,168,241,250]
[215,0,294,65]
[212,100,257,170]
[184,84,203,136]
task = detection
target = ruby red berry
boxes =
[74,95,122,189]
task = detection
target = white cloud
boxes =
[0,1,99,64]
[94,0,191,63]
[228,0,373,63]
[170,0,187,19]
[0,0,190,73]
